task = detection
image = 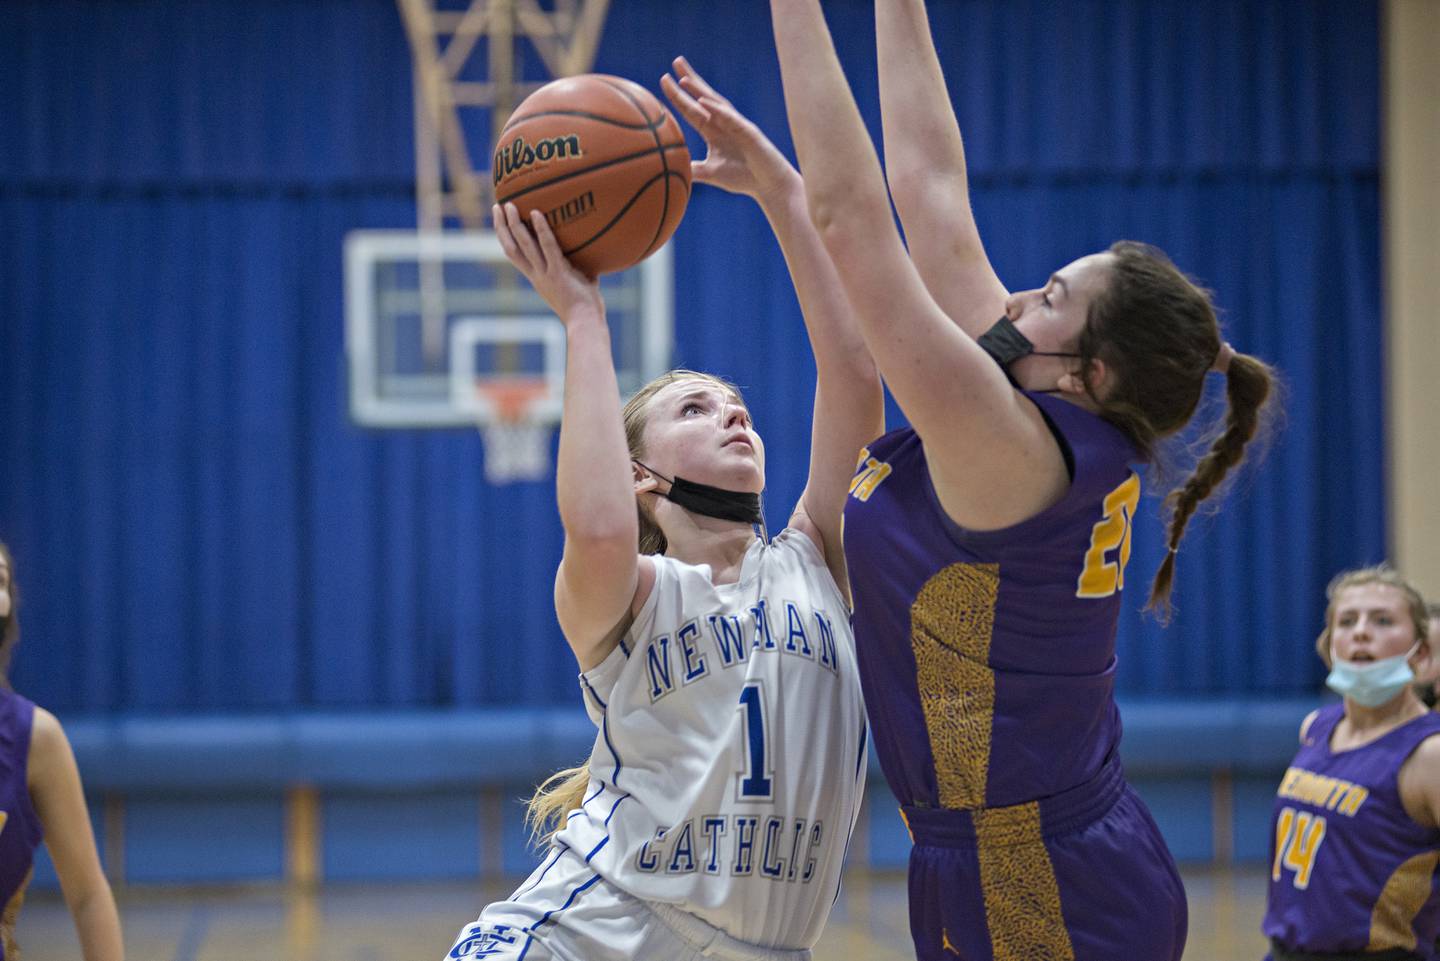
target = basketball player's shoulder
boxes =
[26,704,72,789]
[766,527,835,579]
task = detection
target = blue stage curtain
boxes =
[0,0,1381,711]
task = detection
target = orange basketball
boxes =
[493,74,691,276]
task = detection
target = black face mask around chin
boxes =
[633,462,764,526]
[975,315,1082,393]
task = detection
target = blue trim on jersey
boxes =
[618,636,631,657]
[573,792,633,863]
[516,844,568,897]
[831,827,853,909]
[528,871,603,932]
[517,934,533,960]
[603,792,631,826]
[832,719,870,909]
[580,675,607,712]
[600,712,623,784]
[583,780,605,806]
[854,720,868,781]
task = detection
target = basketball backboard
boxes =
[343,230,673,432]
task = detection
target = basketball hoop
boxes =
[476,379,553,484]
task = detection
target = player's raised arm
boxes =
[493,203,648,670]
[661,57,882,597]
[767,0,1067,528]
[876,0,1008,335]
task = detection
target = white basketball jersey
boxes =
[553,528,867,951]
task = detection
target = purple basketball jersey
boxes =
[843,391,1141,809]
[0,690,43,960]
[1264,704,1440,957]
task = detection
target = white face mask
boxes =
[1325,643,1421,708]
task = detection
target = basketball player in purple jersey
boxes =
[766,1,1277,958]
[1264,568,1440,961]
[0,543,122,960]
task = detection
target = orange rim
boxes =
[475,379,548,424]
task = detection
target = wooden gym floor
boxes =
[20,866,1269,960]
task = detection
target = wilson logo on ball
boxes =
[492,134,583,185]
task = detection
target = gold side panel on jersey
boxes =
[1369,849,1440,951]
[910,562,999,809]
[974,802,1076,961]
[1,866,31,961]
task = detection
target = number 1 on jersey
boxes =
[737,683,774,800]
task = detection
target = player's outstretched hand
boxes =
[661,56,796,203]
[493,202,604,326]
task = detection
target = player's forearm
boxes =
[876,0,971,193]
[770,0,923,393]
[770,0,893,250]
[755,172,875,386]
[71,888,124,961]
[555,311,637,545]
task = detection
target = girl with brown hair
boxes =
[764,1,1277,958]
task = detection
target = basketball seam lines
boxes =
[562,170,689,263]
[596,76,675,260]
[500,109,666,134]
[496,78,688,271]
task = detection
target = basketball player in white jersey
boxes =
[443,59,880,961]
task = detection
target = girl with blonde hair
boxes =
[444,58,877,961]
[1264,566,1440,960]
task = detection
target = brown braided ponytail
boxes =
[1147,352,1274,615]
[1077,241,1277,618]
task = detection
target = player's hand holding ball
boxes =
[492,202,603,329]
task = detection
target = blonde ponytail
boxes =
[524,764,592,845]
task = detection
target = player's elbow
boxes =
[886,160,965,201]
[558,491,639,546]
[806,192,887,263]
[562,521,639,558]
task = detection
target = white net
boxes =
[480,419,552,484]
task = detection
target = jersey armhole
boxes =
[1023,392,1077,484]
[1393,728,1440,830]
[772,527,850,614]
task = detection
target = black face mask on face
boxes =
[634,462,764,525]
[976,315,1082,392]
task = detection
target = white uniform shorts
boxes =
[444,843,813,961]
